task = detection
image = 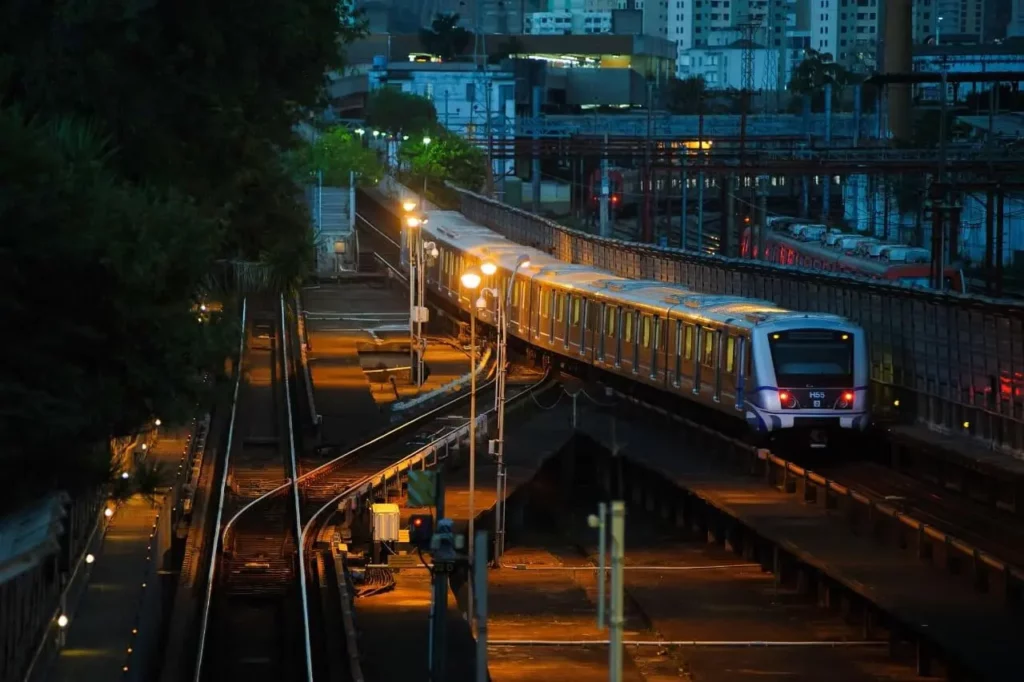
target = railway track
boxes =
[299,371,553,681]
[193,294,310,682]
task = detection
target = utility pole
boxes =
[696,108,705,253]
[609,501,625,682]
[600,133,610,237]
[756,175,768,260]
[474,530,489,682]
[642,81,654,243]
[428,472,451,682]
[485,79,495,197]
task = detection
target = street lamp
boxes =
[402,199,418,213]
[459,268,485,627]
[404,210,427,384]
[420,136,433,209]
[485,255,530,563]
[417,240,439,385]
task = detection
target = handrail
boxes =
[300,368,552,543]
[282,296,315,682]
[192,298,247,682]
[757,450,1024,583]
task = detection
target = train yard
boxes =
[57,186,1018,682]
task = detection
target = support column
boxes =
[531,85,541,214]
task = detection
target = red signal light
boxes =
[413,518,422,526]
[612,196,619,203]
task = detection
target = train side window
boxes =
[683,324,694,361]
[571,297,581,326]
[701,328,717,368]
[555,293,564,323]
[511,278,520,307]
[641,315,651,349]
[623,311,633,344]
[540,289,549,318]
[606,305,617,337]
[725,336,736,374]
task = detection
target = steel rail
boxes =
[300,369,552,543]
[192,298,247,682]
[281,295,315,682]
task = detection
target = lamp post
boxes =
[421,136,432,209]
[488,254,530,562]
[419,240,439,386]
[459,268,484,628]
[404,209,426,384]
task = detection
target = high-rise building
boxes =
[913,0,987,42]
[808,0,881,72]
[1008,0,1024,35]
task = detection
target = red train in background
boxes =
[741,218,968,293]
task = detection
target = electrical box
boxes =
[333,239,347,254]
[371,503,401,542]
[413,306,430,323]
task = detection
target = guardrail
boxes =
[758,450,1024,609]
[608,392,1023,612]
[449,183,1024,457]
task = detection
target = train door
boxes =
[734,336,748,411]
[621,309,636,375]
[692,326,703,394]
[705,328,721,402]
[721,334,737,403]
[551,290,563,347]
[509,276,522,335]
[564,293,575,352]
[636,314,651,378]
[671,320,683,388]
[606,304,619,367]
[534,283,546,341]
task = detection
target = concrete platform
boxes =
[302,282,470,450]
[47,431,190,682]
[352,404,576,682]
[576,403,1020,682]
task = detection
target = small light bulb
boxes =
[105,508,114,518]
[86,553,95,564]
[121,472,130,480]
[154,418,162,426]
[57,614,69,628]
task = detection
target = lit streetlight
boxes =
[85,553,95,565]
[104,508,114,518]
[419,136,433,210]
[459,268,484,625]
[416,240,439,384]
[403,209,428,384]
[57,614,69,628]
[121,472,130,480]
[154,418,162,427]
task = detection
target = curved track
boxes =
[194,295,309,682]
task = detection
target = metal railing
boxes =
[452,184,1024,457]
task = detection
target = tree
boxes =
[665,76,709,114]
[419,13,472,61]
[400,132,487,193]
[365,89,440,136]
[286,126,384,186]
[0,109,233,511]
[788,49,854,110]
[2,0,367,289]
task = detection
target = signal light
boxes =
[409,514,434,551]
[843,392,854,403]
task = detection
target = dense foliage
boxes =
[288,127,384,187]
[401,133,487,193]
[0,0,365,508]
[365,89,441,136]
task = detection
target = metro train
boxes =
[417,212,871,448]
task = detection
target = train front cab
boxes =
[748,326,870,448]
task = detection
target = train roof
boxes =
[424,209,853,330]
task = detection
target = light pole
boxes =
[478,255,530,563]
[418,239,439,386]
[404,208,425,384]
[421,136,432,209]
[459,268,485,628]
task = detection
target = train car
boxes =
[741,222,967,292]
[420,212,870,448]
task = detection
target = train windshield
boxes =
[768,329,853,388]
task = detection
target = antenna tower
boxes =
[737,16,762,150]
